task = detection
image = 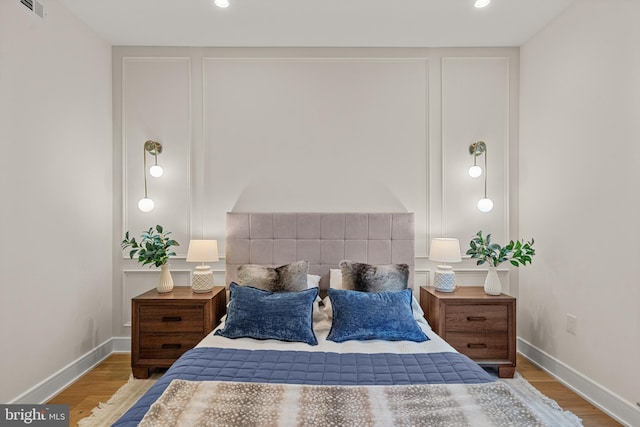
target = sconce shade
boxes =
[478,198,494,213]
[149,164,164,178]
[186,240,220,263]
[137,197,154,213]
[468,165,482,178]
[429,238,462,263]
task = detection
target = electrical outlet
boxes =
[567,314,577,335]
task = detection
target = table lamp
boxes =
[186,240,219,293]
[429,238,462,292]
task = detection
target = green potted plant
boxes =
[122,225,180,293]
[466,231,535,295]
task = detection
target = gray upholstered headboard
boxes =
[225,212,415,290]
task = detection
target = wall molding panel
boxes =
[413,268,432,290]
[441,57,510,244]
[113,46,520,339]
[201,56,431,256]
[121,57,193,258]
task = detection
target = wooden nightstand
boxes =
[420,286,516,378]
[131,286,226,379]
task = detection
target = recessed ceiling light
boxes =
[214,0,230,8]
[474,0,491,8]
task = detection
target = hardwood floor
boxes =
[515,354,622,426]
[47,354,131,426]
[48,353,621,426]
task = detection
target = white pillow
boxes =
[307,274,326,321]
[307,274,321,289]
[329,268,343,289]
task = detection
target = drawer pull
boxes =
[467,316,487,322]
[161,343,182,349]
[467,343,487,349]
[162,316,182,322]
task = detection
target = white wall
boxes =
[0,0,113,403]
[519,0,640,423]
[112,46,519,337]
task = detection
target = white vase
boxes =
[484,266,502,295]
[157,264,174,293]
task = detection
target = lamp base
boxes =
[192,266,214,293]
[434,265,456,293]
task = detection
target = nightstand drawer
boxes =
[446,332,509,360]
[139,305,204,333]
[444,305,508,333]
[139,333,204,359]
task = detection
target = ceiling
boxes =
[57,0,573,48]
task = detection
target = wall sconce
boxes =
[429,238,462,292]
[468,141,493,212]
[186,240,219,293]
[138,140,163,213]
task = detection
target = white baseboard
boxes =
[9,338,115,404]
[517,337,639,427]
[111,336,131,353]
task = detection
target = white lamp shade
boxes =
[137,197,154,212]
[468,165,483,178]
[186,240,219,263]
[429,238,462,263]
[149,164,164,177]
[478,198,494,212]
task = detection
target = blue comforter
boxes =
[113,347,494,426]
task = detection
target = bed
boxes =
[113,213,581,426]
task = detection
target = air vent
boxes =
[19,0,45,19]
[20,0,33,11]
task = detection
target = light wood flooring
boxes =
[48,353,621,426]
[514,355,622,426]
[47,353,132,426]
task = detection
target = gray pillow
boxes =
[237,260,309,292]
[339,260,409,292]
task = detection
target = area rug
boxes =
[500,374,582,426]
[77,373,161,427]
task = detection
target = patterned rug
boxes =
[77,373,161,427]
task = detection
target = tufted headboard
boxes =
[225,212,415,291]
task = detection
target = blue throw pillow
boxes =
[215,282,319,345]
[326,288,429,343]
